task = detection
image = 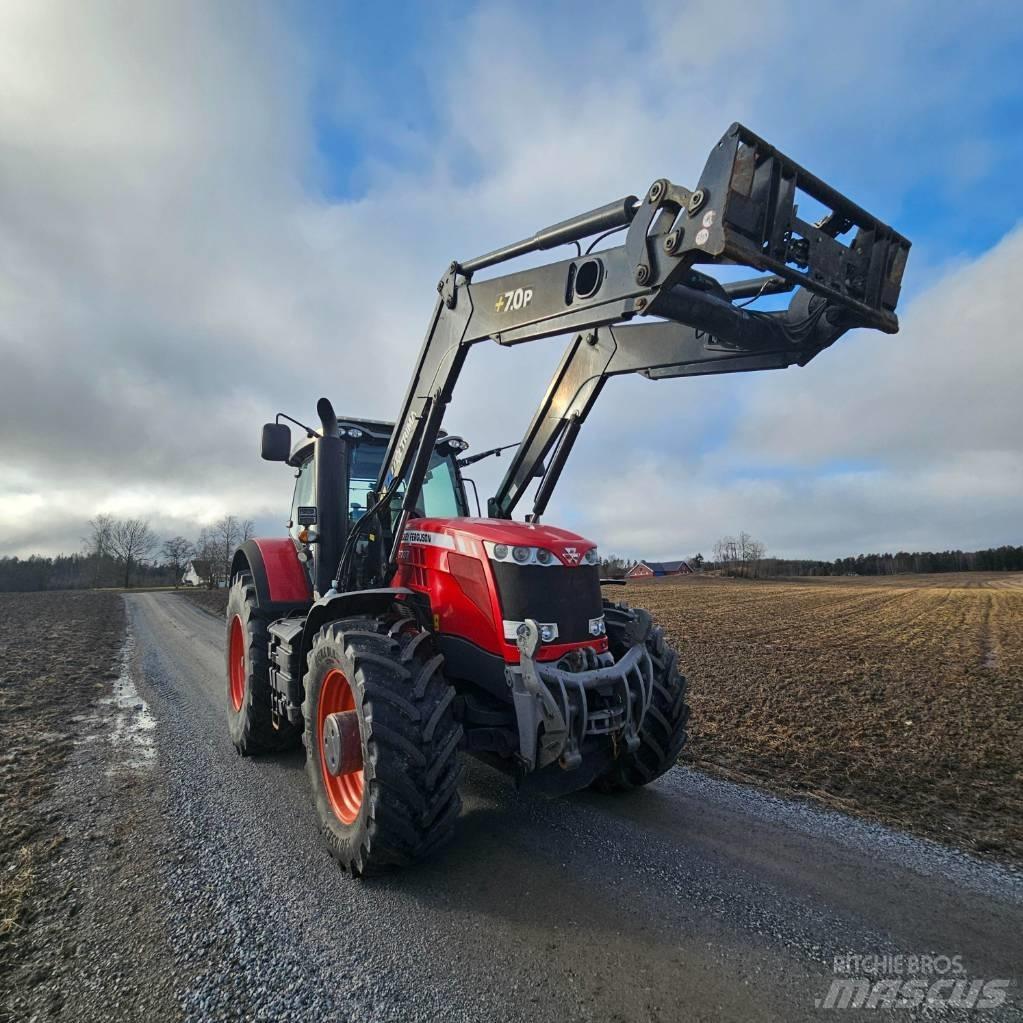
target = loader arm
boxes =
[490,289,853,520]
[361,122,909,579]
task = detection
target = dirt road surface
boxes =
[15,591,1023,1022]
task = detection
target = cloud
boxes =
[563,449,1023,562]
[0,0,1020,560]
[729,224,1023,466]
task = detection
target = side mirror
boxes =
[261,422,292,462]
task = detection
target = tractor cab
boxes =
[277,416,470,540]
[261,411,473,596]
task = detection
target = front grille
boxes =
[491,562,602,643]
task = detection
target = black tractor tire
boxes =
[225,572,300,755]
[302,617,463,876]
[592,602,690,792]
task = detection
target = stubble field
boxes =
[614,572,1023,860]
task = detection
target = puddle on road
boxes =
[91,632,158,771]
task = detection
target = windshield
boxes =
[349,443,465,524]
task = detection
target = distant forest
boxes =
[0,553,176,593]
[735,545,1023,578]
[602,542,1023,581]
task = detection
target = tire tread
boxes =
[592,601,690,792]
[302,616,463,875]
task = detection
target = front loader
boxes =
[224,123,910,874]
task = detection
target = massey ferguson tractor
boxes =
[225,123,910,875]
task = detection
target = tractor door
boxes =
[289,456,315,543]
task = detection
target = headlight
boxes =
[539,623,557,643]
[582,548,599,565]
[485,542,563,566]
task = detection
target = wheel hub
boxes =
[322,710,363,777]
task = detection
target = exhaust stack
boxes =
[312,397,346,598]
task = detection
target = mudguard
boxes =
[231,538,313,615]
[299,587,426,660]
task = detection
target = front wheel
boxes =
[302,618,463,875]
[592,603,690,791]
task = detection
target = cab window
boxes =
[349,445,382,526]
[289,458,315,540]
[420,456,462,518]
[350,445,465,526]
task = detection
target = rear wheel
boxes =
[592,603,690,791]
[302,617,463,875]
[225,572,299,755]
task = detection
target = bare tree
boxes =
[162,536,194,588]
[738,530,755,577]
[83,513,115,588]
[746,540,767,578]
[218,516,243,583]
[109,518,158,588]
[714,535,738,572]
[193,527,220,588]
[195,516,257,588]
[715,533,767,576]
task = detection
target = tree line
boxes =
[605,535,1023,581]
[751,545,1023,578]
[0,514,255,593]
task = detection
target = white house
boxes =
[182,559,214,587]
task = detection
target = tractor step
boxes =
[268,617,306,726]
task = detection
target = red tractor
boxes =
[225,124,910,874]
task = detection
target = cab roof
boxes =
[288,415,449,462]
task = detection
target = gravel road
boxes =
[32,591,1023,1022]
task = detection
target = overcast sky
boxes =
[2,1,1021,562]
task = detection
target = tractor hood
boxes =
[404,517,597,567]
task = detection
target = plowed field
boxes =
[613,573,1023,860]
[0,591,126,1001]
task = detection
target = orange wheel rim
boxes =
[228,615,245,711]
[319,668,364,825]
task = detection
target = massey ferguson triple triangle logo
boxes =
[562,546,580,564]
